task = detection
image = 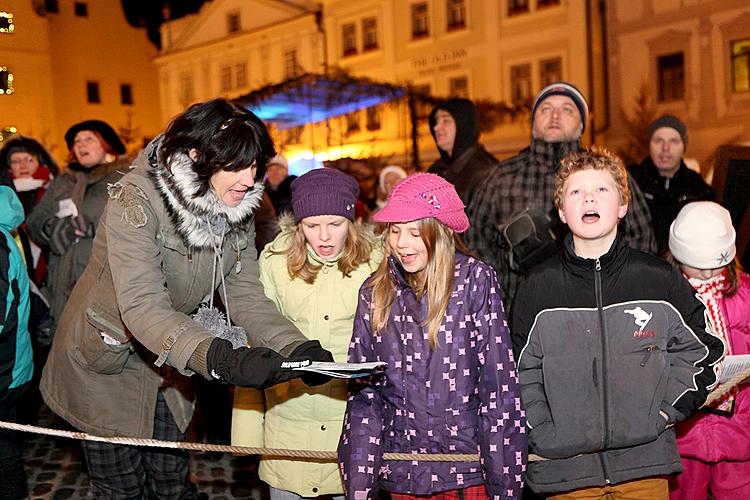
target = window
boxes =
[179,73,194,106]
[537,0,561,8]
[447,0,466,31]
[510,64,532,104]
[44,0,59,13]
[220,65,232,92]
[411,3,429,40]
[120,84,133,105]
[0,12,14,33]
[731,39,750,92]
[284,49,301,79]
[539,57,562,87]
[342,23,357,56]
[508,0,529,16]
[0,67,14,95]
[657,52,685,101]
[449,76,468,98]
[227,12,241,34]
[346,111,360,134]
[362,17,378,51]
[86,81,100,103]
[74,2,88,17]
[286,126,303,144]
[235,63,247,88]
[366,107,381,131]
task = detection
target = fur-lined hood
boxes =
[145,136,263,249]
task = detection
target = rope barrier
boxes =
[3,366,747,465]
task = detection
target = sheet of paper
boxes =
[56,198,78,218]
[718,354,750,384]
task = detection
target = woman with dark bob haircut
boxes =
[40,99,334,499]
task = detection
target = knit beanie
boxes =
[669,202,735,269]
[648,115,688,148]
[373,173,469,233]
[531,81,589,134]
[378,165,408,191]
[291,167,359,222]
[65,120,126,154]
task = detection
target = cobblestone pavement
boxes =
[21,405,270,500]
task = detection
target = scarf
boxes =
[689,273,734,412]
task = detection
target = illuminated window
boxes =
[220,65,232,92]
[362,17,378,51]
[731,39,750,92]
[346,111,360,134]
[120,84,133,105]
[227,12,241,33]
[0,12,14,33]
[235,63,247,88]
[449,76,468,98]
[411,3,430,39]
[508,0,529,16]
[447,0,466,31]
[540,57,562,86]
[657,52,685,101]
[284,49,301,79]
[342,23,357,56]
[86,81,100,103]
[0,67,14,95]
[510,64,531,104]
[74,2,88,18]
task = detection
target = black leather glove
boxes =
[290,340,335,387]
[206,338,309,389]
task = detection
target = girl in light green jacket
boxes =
[232,167,382,499]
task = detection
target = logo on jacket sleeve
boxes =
[624,306,655,337]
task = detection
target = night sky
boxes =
[121,0,208,48]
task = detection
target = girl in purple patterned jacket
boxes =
[337,174,527,500]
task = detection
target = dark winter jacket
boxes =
[466,139,657,311]
[265,175,296,217]
[628,158,715,254]
[428,100,498,210]
[338,252,527,499]
[510,233,724,494]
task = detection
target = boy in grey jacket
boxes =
[511,147,724,499]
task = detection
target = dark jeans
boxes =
[0,384,30,500]
[81,391,200,500]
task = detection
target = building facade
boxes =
[156,0,604,171]
[606,0,750,171]
[0,0,162,162]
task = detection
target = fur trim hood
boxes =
[146,136,263,249]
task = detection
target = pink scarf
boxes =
[688,273,734,412]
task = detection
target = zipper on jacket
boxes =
[640,345,657,367]
[594,257,612,484]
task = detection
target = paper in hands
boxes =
[293,361,387,379]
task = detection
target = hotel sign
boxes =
[411,48,468,75]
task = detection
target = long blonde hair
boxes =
[271,213,374,284]
[368,218,469,347]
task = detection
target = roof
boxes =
[233,72,407,129]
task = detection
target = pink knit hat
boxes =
[373,173,469,233]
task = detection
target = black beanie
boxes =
[428,98,479,162]
[648,115,688,149]
[64,120,126,154]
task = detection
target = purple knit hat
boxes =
[291,168,359,222]
[373,173,469,233]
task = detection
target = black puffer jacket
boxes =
[628,158,714,254]
[511,233,724,494]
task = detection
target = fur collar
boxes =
[150,150,263,249]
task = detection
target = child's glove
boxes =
[206,338,310,389]
[289,340,335,387]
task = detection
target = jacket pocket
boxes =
[441,406,481,472]
[72,306,133,375]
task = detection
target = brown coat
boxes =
[40,147,309,438]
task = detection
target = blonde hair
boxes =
[368,218,469,347]
[554,146,630,210]
[271,213,374,284]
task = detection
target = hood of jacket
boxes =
[147,137,264,249]
[429,98,480,163]
[0,185,23,231]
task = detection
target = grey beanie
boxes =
[648,115,688,148]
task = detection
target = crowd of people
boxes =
[0,79,746,500]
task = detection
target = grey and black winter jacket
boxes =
[510,233,724,494]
